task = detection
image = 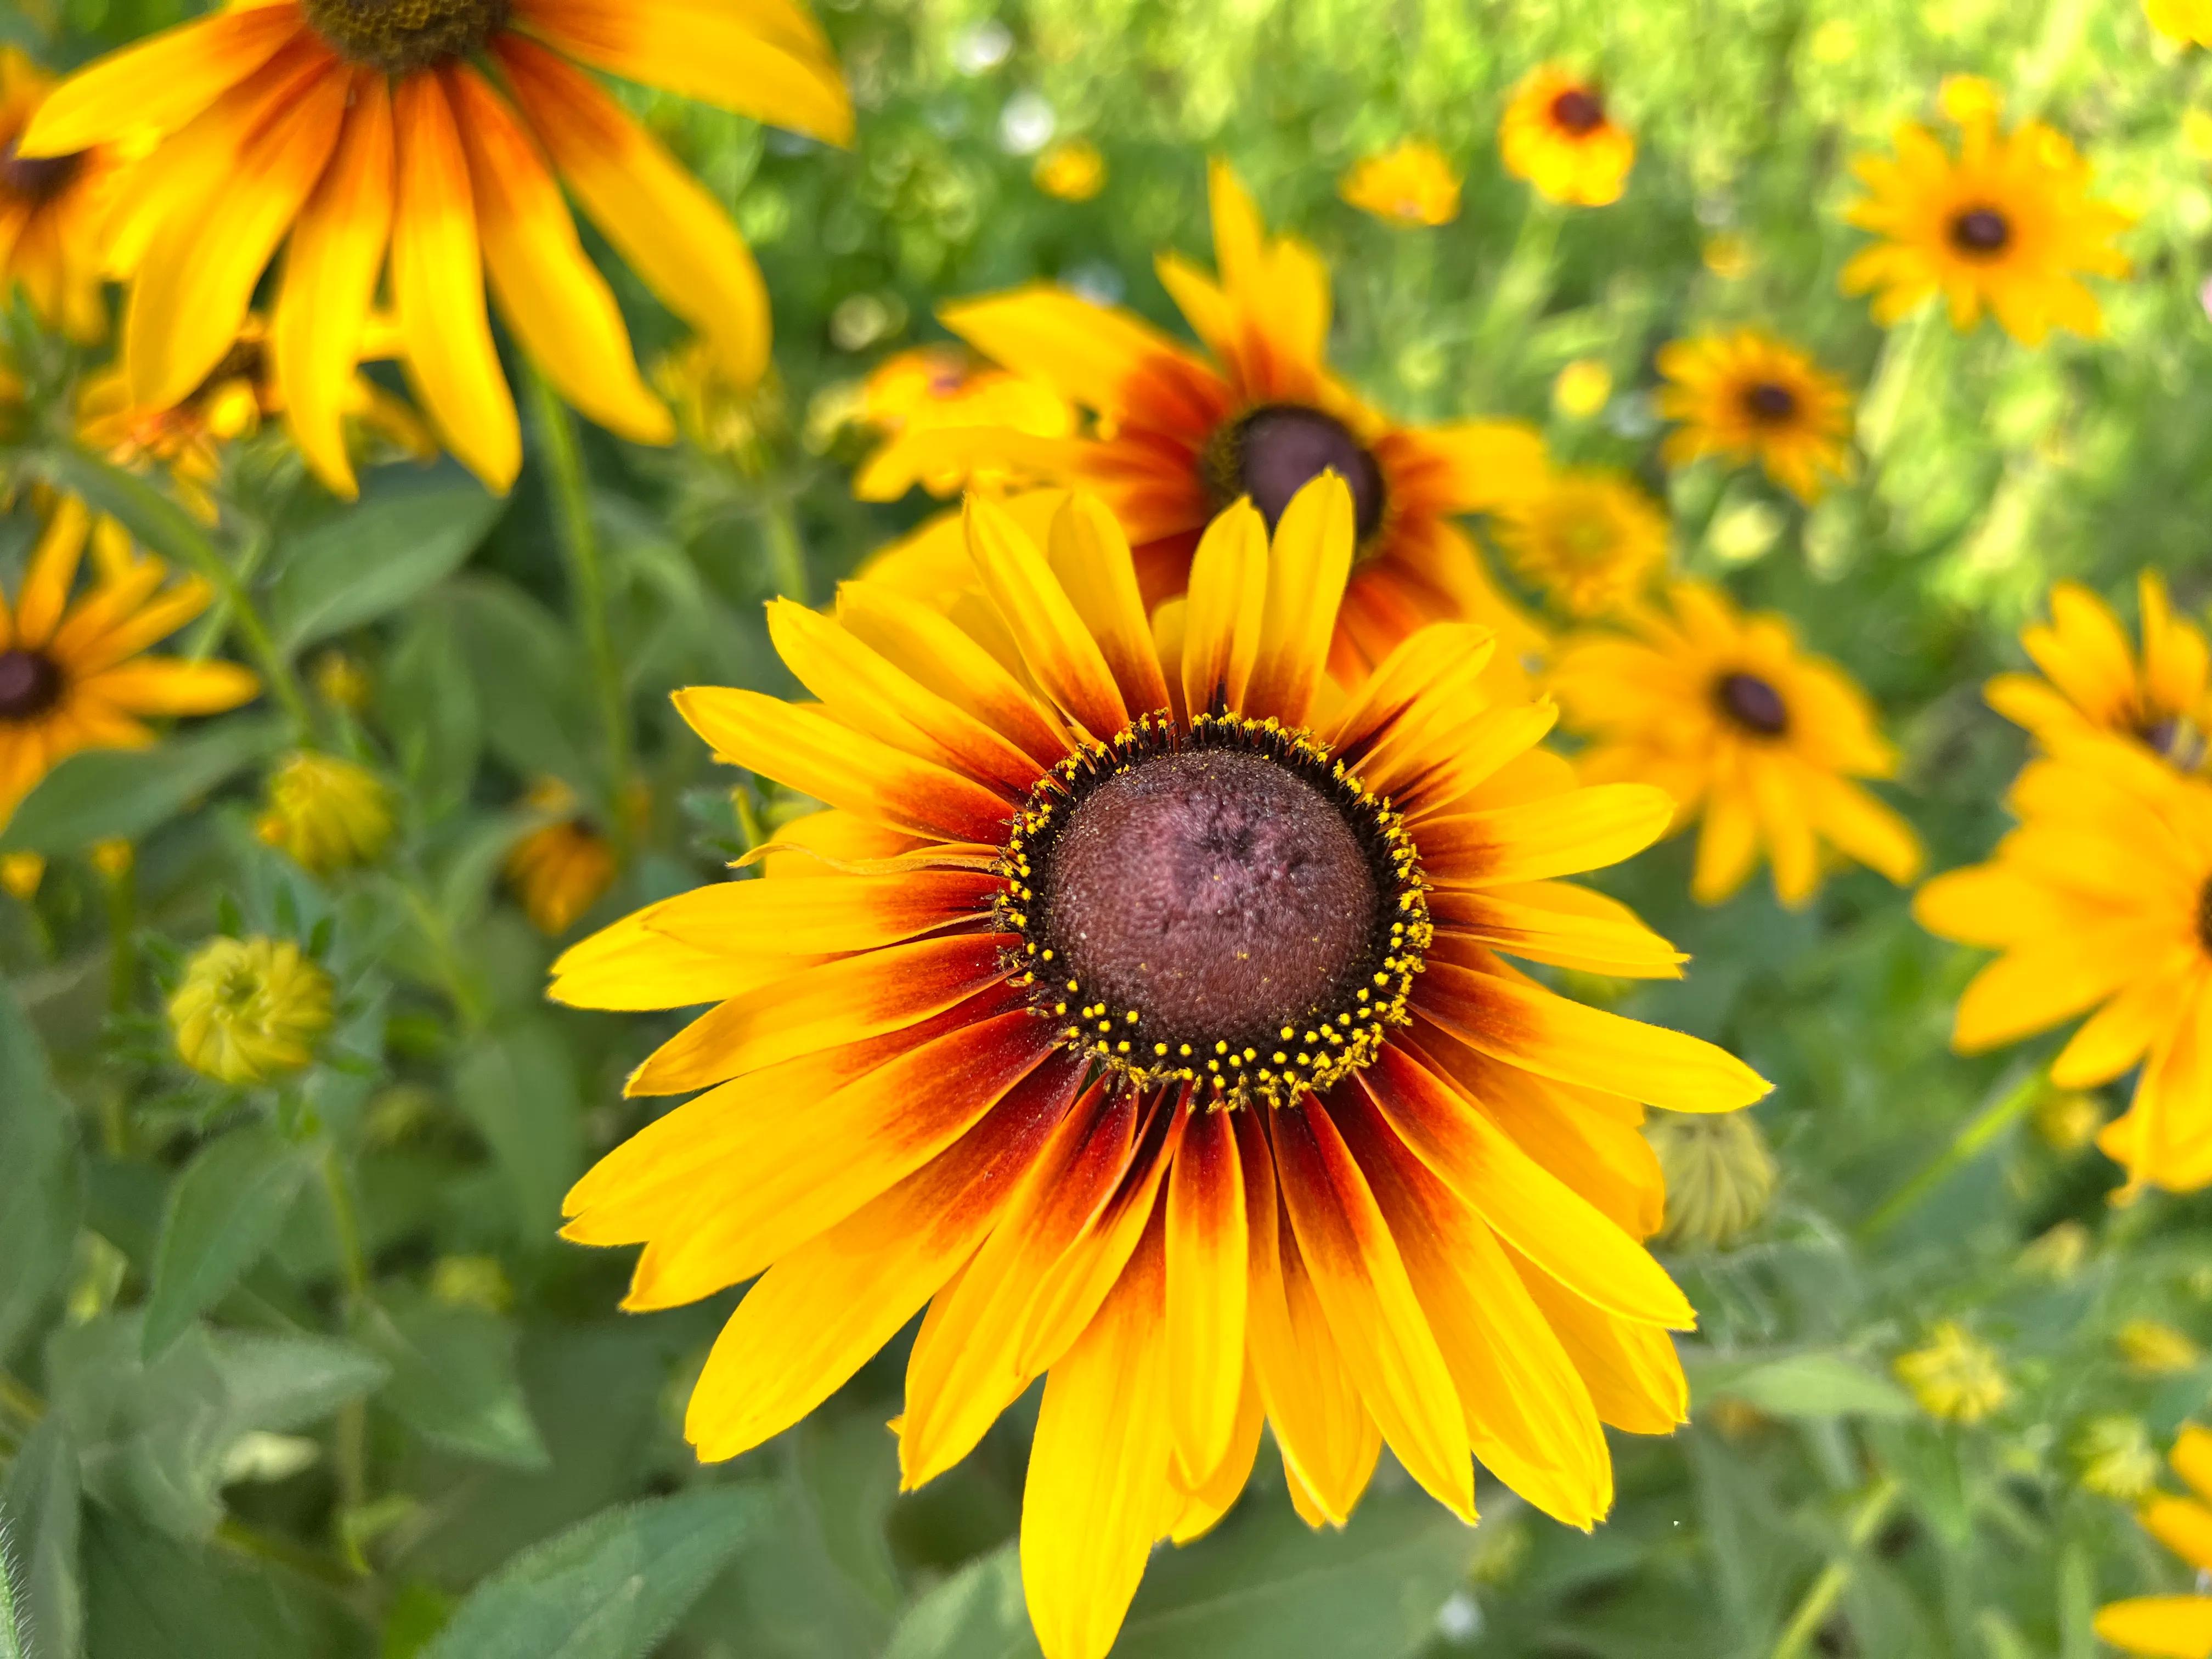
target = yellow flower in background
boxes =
[1338,139,1461,227]
[2150,0,2212,46]
[1492,467,1668,619]
[2098,1426,2212,1657]
[1032,138,1106,202]
[506,777,619,935]
[1842,102,2130,344]
[555,478,1767,1659]
[2120,1319,2203,1376]
[169,934,333,1085]
[0,850,44,900]
[853,346,1076,501]
[2078,1416,2161,1502]
[256,752,393,874]
[1701,235,1754,280]
[1553,582,1924,908]
[17,0,851,498]
[1551,359,1613,419]
[1985,574,2212,775]
[88,837,132,879]
[1656,329,1855,504]
[921,159,1550,690]
[0,48,135,341]
[0,499,258,827]
[1914,738,2212,1193]
[311,650,373,712]
[1499,66,1635,207]
[1894,1320,2009,1424]
[2034,1088,2107,1153]
[1644,1110,1776,1251]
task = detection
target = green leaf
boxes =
[445,579,591,791]
[81,1505,370,1659]
[352,1299,549,1471]
[1,1417,83,1659]
[380,608,482,821]
[0,717,286,856]
[1689,1350,1916,1421]
[0,984,81,1360]
[881,1549,1035,1659]
[418,1488,768,1659]
[142,1128,317,1361]
[451,1017,583,1245]
[267,475,505,653]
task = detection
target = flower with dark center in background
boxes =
[1656,328,1855,504]
[0,499,257,827]
[1498,65,1635,207]
[1984,573,2212,777]
[0,49,134,341]
[1841,95,2129,343]
[871,161,1549,695]
[553,475,1767,1659]
[1551,581,1922,907]
[1916,735,2212,1194]
[16,0,850,496]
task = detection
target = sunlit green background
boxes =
[5,0,2212,1654]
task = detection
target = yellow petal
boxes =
[2094,1597,2212,1659]
[1046,493,1172,719]
[963,495,1128,739]
[1178,499,1267,718]
[1244,472,1353,729]
[16,7,303,156]
[1422,785,1675,887]
[1163,1103,1247,1487]
[941,285,1199,419]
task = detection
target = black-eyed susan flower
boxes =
[1894,1321,2008,1424]
[1338,139,1460,227]
[169,935,333,1085]
[1841,103,2130,344]
[1656,329,1855,504]
[506,776,619,935]
[854,346,1076,502]
[2150,0,2212,46]
[1644,1110,1775,1251]
[256,752,392,874]
[1032,138,1106,202]
[1491,467,1669,620]
[2098,1426,2212,1657]
[0,48,134,342]
[911,160,1549,691]
[1551,582,1923,908]
[1914,738,2212,1192]
[0,501,258,826]
[1987,574,2212,775]
[18,0,850,497]
[555,476,1768,1659]
[1498,66,1634,208]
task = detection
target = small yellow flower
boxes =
[505,778,620,936]
[1937,74,2005,128]
[1338,139,1461,227]
[1499,65,1635,207]
[2034,1088,2107,1153]
[1032,138,1106,202]
[1701,234,1754,280]
[168,936,333,1086]
[1645,1109,1777,1250]
[311,651,373,713]
[2151,0,2212,46]
[256,753,393,876]
[88,839,132,879]
[1894,1321,2010,1424]
[431,1255,515,1314]
[1656,328,1855,504]
[0,850,44,900]
[2078,1415,2162,1502]
[2119,1318,2203,1376]
[1551,358,1614,419]
[1492,467,1669,618]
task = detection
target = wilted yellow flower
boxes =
[1645,1110,1777,1250]
[1033,138,1107,201]
[311,651,373,713]
[1551,358,1613,419]
[256,753,393,875]
[505,779,619,936]
[2119,1318,2203,1376]
[1492,466,1669,618]
[1339,139,1461,226]
[1894,1321,2010,1424]
[88,839,132,879]
[2079,1415,2163,1501]
[2035,1089,2107,1153]
[169,936,333,1086]
[1499,65,1635,206]
[2151,0,2212,46]
[0,851,44,901]
[431,1255,515,1314]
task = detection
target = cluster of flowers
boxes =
[0,3,2207,1657]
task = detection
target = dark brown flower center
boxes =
[301,0,510,72]
[0,139,84,204]
[0,649,63,722]
[2142,716,2207,772]
[2200,877,2212,956]
[1204,405,1385,544]
[1716,671,1788,736]
[1549,87,1607,136]
[1949,208,2011,257]
[1000,715,1429,1106]
[1742,381,1799,424]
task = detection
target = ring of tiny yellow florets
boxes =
[993,710,1431,1109]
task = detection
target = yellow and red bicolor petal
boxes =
[1420,785,1675,889]
[1177,499,1267,718]
[1046,494,1174,719]
[1162,1102,1247,1487]
[941,285,1206,422]
[17,4,304,156]
[1509,1245,1689,1434]
[963,496,1130,740]
[634,870,1001,957]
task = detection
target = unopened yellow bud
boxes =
[1894,1321,2008,1424]
[89,839,133,879]
[1646,1109,1775,1250]
[256,752,392,874]
[168,936,333,1086]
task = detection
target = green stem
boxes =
[1769,1476,1903,1659]
[526,367,634,843]
[760,490,809,606]
[1857,1068,2042,1243]
[216,1516,362,1589]
[318,1142,369,1303]
[0,1374,44,1427]
[45,445,311,735]
[103,854,136,1019]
